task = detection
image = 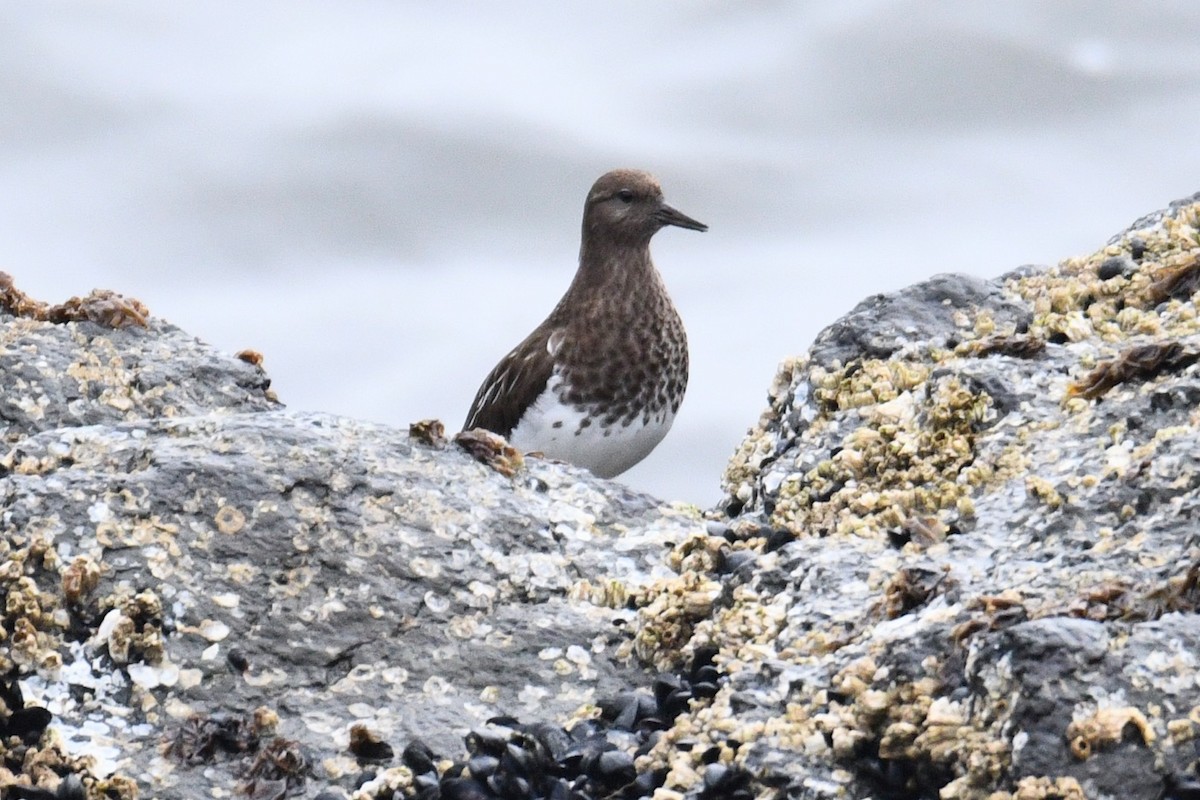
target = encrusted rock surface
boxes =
[4,191,1200,800]
[0,292,698,798]
[684,190,1200,799]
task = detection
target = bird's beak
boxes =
[656,203,708,232]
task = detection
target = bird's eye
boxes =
[616,189,634,203]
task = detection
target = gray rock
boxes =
[0,316,275,443]
[705,192,1200,798]
[7,190,1200,800]
[0,306,699,798]
[808,272,1034,366]
[1111,189,1200,245]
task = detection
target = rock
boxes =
[691,192,1200,798]
[0,291,699,798]
[0,304,275,443]
[808,272,1035,366]
[6,191,1200,800]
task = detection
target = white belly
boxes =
[508,375,676,479]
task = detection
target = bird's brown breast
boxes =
[552,264,688,427]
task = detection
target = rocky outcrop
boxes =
[3,191,1200,800]
[0,287,700,798]
[702,191,1200,799]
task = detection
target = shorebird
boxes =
[463,169,707,478]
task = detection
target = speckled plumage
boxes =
[464,169,707,478]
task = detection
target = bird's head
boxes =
[582,169,707,246]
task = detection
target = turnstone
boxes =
[463,169,707,478]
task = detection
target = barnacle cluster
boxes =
[0,533,141,798]
[1007,776,1086,800]
[770,368,995,538]
[1,532,69,673]
[786,655,1006,798]
[93,588,166,666]
[0,272,149,329]
[1013,205,1200,351]
[631,568,722,668]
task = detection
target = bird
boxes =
[463,168,707,479]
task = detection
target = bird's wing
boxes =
[463,326,560,437]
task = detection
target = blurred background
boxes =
[3,2,1200,506]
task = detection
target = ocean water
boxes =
[4,2,1200,506]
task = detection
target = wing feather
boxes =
[463,326,559,437]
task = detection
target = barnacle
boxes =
[1066,707,1154,760]
[1010,776,1086,800]
[61,556,101,605]
[410,419,448,448]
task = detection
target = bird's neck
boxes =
[547,242,670,335]
[569,237,658,297]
